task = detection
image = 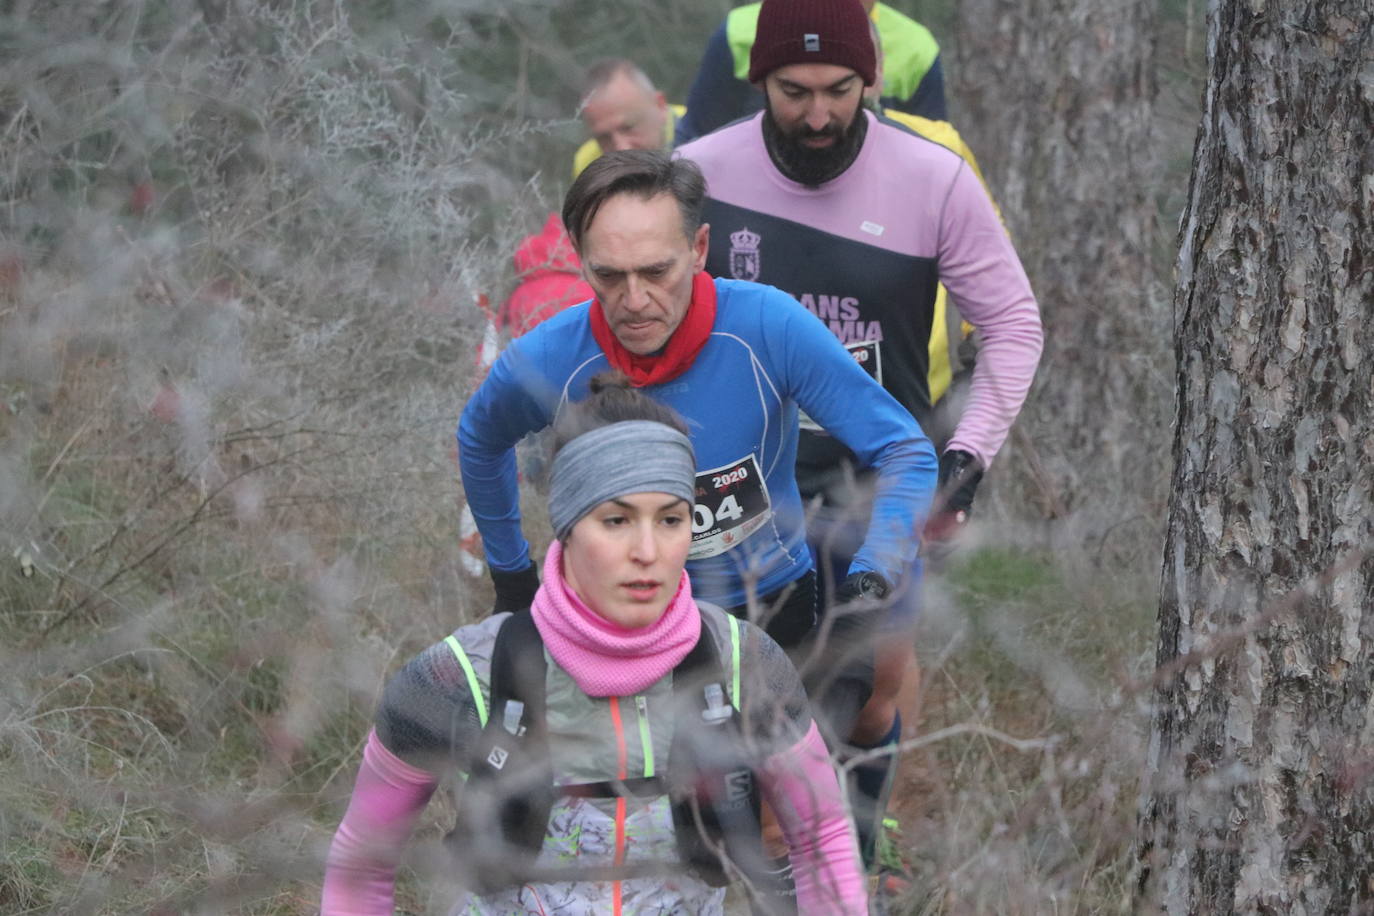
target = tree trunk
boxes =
[952,0,1164,547]
[1137,3,1374,912]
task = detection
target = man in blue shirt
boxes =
[459,150,935,732]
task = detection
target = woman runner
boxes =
[322,373,867,915]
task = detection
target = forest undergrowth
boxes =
[1,0,1201,912]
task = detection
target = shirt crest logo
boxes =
[729,227,761,282]
[803,33,820,52]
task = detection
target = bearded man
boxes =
[676,0,1044,880]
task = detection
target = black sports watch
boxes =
[848,571,891,602]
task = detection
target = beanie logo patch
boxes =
[804,33,820,52]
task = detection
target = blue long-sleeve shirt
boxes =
[457,277,936,608]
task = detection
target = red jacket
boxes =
[499,213,594,336]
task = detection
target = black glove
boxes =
[805,571,891,739]
[834,569,893,609]
[828,571,891,681]
[926,449,984,542]
[937,449,984,518]
[489,561,539,614]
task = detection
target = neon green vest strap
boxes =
[870,4,940,101]
[726,3,765,81]
[445,634,488,728]
[447,613,741,746]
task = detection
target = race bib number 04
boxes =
[688,454,772,560]
[800,340,883,431]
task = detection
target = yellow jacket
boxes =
[881,109,1000,403]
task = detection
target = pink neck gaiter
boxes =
[530,540,701,697]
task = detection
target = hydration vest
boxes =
[442,608,775,901]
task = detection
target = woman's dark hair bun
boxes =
[551,370,690,455]
[587,370,634,395]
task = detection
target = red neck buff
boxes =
[589,271,717,387]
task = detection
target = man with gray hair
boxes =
[459,150,936,738]
[572,58,687,178]
[496,61,688,334]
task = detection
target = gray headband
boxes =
[549,420,696,540]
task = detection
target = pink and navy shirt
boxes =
[678,110,1043,473]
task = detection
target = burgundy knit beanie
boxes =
[748,0,877,86]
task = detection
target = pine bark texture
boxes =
[1138,3,1374,912]
[953,0,1165,535]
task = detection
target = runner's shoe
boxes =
[876,816,910,873]
[871,868,916,915]
[870,817,916,914]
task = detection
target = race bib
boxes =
[688,454,772,560]
[800,340,883,431]
[845,339,882,382]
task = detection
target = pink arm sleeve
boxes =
[321,729,439,916]
[937,164,1044,468]
[760,721,869,915]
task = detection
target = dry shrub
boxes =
[872,11,1204,911]
[877,534,1156,915]
[0,1,545,911]
[0,1,1202,914]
